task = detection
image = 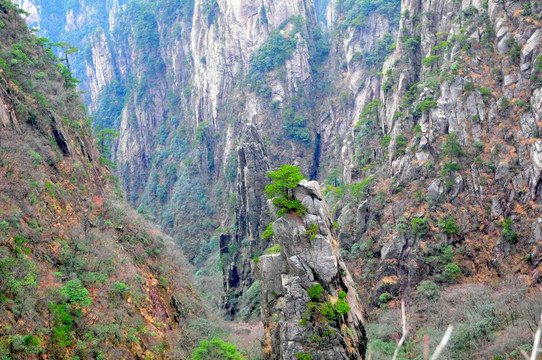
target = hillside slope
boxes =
[9,1,542,358]
[0,2,204,358]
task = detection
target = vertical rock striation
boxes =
[259,180,367,359]
[221,125,271,317]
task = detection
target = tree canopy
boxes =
[264,164,306,216]
[190,337,244,360]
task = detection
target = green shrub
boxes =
[463,81,476,92]
[381,135,391,148]
[473,141,484,152]
[417,280,440,299]
[443,263,462,283]
[369,339,403,358]
[395,216,409,233]
[304,223,318,241]
[262,222,274,240]
[505,37,522,64]
[267,244,282,255]
[190,337,243,360]
[307,284,324,300]
[411,218,428,236]
[29,150,41,168]
[394,135,407,156]
[439,215,461,234]
[272,197,306,216]
[378,292,392,306]
[334,298,351,315]
[0,221,9,234]
[112,281,130,298]
[500,97,511,113]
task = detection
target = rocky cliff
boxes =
[333,0,542,307]
[259,180,367,359]
[220,125,271,318]
[0,2,204,357]
[12,0,542,350]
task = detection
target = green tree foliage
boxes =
[190,337,243,360]
[355,99,381,134]
[201,0,219,27]
[411,218,428,236]
[500,217,518,244]
[95,126,120,165]
[61,279,92,308]
[49,279,93,350]
[439,215,461,234]
[360,33,394,68]
[337,0,401,28]
[93,79,128,130]
[95,127,119,156]
[307,284,324,300]
[443,263,462,283]
[351,176,374,199]
[265,165,306,216]
[250,30,297,74]
[441,133,463,186]
[282,109,311,143]
[442,132,463,159]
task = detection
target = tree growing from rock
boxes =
[264,164,306,215]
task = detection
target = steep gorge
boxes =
[10,0,542,357]
[0,2,207,358]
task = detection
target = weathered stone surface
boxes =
[259,181,367,359]
[221,126,272,317]
[427,179,444,199]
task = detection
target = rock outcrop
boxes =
[220,125,271,317]
[259,180,367,359]
[0,4,202,357]
[336,0,542,304]
[17,0,542,326]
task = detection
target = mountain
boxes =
[7,0,542,358]
[0,1,207,358]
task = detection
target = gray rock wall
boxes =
[259,181,366,359]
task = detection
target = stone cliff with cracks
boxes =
[13,0,401,311]
[15,0,542,339]
[0,3,203,357]
[220,126,271,318]
[335,0,542,306]
[259,180,366,359]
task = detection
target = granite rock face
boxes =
[337,0,542,302]
[259,181,367,359]
[220,126,271,317]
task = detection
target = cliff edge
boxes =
[259,180,367,359]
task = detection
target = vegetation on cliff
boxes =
[0,2,210,358]
[5,0,542,358]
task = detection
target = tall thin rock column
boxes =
[259,180,367,359]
